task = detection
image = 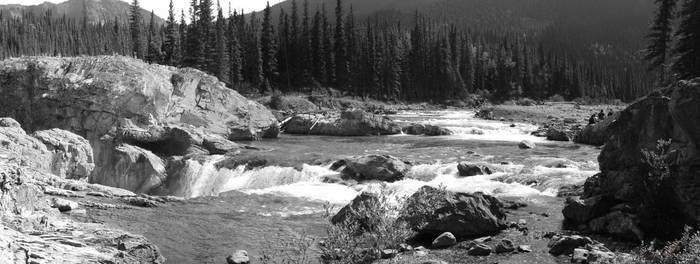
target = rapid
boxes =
[85,110,601,263]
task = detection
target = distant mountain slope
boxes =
[267,0,654,56]
[0,0,163,25]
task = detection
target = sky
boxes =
[0,0,279,18]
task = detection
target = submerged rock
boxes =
[400,186,507,238]
[402,124,453,136]
[332,155,410,182]
[457,162,492,177]
[284,109,401,136]
[518,140,536,149]
[546,127,571,141]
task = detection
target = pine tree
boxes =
[228,9,243,84]
[163,0,179,66]
[145,11,160,63]
[334,0,348,89]
[179,9,187,66]
[646,0,678,82]
[199,0,215,72]
[183,0,201,67]
[322,4,335,85]
[129,0,143,59]
[261,2,278,84]
[673,0,700,79]
[214,2,228,80]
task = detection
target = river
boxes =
[83,110,601,263]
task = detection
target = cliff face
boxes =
[564,79,700,240]
[0,56,278,142]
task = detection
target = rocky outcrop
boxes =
[0,56,278,194]
[0,162,166,264]
[400,186,507,238]
[564,79,700,240]
[331,192,380,231]
[402,124,453,136]
[331,155,410,182]
[284,110,401,136]
[0,56,278,142]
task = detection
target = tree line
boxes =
[0,0,661,102]
[645,0,700,83]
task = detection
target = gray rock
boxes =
[226,250,249,264]
[572,248,589,263]
[51,197,79,212]
[517,245,532,253]
[467,243,492,256]
[457,162,492,177]
[431,232,457,248]
[518,140,536,149]
[548,235,595,256]
[285,110,401,136]
[380,249,398,259]
[333,155,410,182]
[494,239,515,253]
[401,186,507,238]
[588,211,644,242]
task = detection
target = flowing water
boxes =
[86,110,601,263]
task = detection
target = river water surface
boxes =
[86,110,601,263]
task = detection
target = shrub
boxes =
[320,189,414,264]
[259,231,316,264]
[611,230,700,264]
[516,97,536,106]
[548,94,566,102]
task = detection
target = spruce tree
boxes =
[334,0,348,89]
[183,0,201,68]
[145,11,160,63]
[673,0,700,79]
[214,3,228,80]
[261,2,278,84]
[199,0,215,72]
[164,0,179,65]
[646,0,678,82]
[229,9,243,84]
[129,0,143,59]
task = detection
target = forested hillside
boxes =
[0,0,161,25]
[0,0,660,102]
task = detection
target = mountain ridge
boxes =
[0,0,164,25]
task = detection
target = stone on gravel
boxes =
[431,232,457,248]
[494,239,515,253]
[51,198,79,212]
[226,250,250,264]
[467,243,492,256]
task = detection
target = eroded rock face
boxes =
[284,110,401,136]
[0,56,278,142]
[91,143,166,194]
[568,79,700,239]
[0,119,94,180]
[32,129,94,180]
[400,186,507,238]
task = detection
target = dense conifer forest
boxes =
[0,0,697,103]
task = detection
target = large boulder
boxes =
[400,186,507,238]
[332,155,410,182]
[0,56,278,142]
[284,109,401,136]
[574,79,700,239]
[331,192,381,231]
[0,119,52,172]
